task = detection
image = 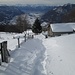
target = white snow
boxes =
[51,23,74,32]
[0,32,46,75]
[0,30,75,75]
[41,22,48,26]
[43,34,75,75]
[0,32,25,51]
[67,23,75,30]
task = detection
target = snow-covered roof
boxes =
[67,23,75,30]
[41,22,48,26]
[50,23,74,32]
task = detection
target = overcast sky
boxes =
[0,0,75,5]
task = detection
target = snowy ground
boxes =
[0,32,75,75]
[0,32,24,51]
[0,32,46,75]
[43,34,75,75]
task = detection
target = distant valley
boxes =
[0,4,75,25]
[0,5,54,25]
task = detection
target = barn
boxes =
[48,23,75,37]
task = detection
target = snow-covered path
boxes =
[0,37,46,75]
[1,33,75,75]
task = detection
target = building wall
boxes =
[53,32,74,36]
[48,25,53,36]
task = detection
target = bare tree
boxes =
[16,14,29,32]
[16,14,30,41]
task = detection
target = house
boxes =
[41,22,48,31]
[48,23,75,37]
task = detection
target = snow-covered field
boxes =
[0,31,75,75]
[43,34,75,75]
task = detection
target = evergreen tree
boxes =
[32,18,42,33]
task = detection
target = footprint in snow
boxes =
[49,71,54,75]
[58,56,60,57]
[60,59,62,61]
[58,56,63,61]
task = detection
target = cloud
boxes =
[0,0,75,5]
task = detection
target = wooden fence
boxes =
[0,34,34,65]
[13,33,34,48]
[0,41,10,65]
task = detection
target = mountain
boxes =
[62,8,75,22]
[41,4,75,23]
[0,5,56,25]
[17,5,55,13]
[0,5,24,24]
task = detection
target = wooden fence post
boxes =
[32,35,34,39]
[0,59,1,65]
[18,38,20,48]
[24,34,26,42]
[0,41,10,63]
[1,43,5,62]
[3,41,8,63]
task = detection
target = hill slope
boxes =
[43,34,75,75]
[0,6,24,24]
[41,4,75,23]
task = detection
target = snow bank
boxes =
[43,34,75,75]
[0,32,25,51]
